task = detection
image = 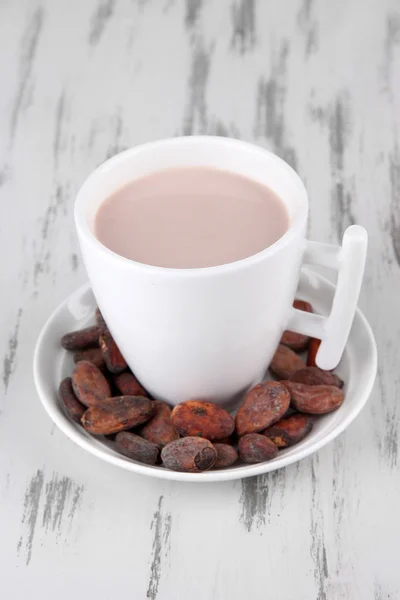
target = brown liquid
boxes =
[95,167,290,268]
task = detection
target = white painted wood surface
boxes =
[0,0,398,597]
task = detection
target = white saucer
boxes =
[33,270,377,482]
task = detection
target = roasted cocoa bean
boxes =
[171,401,235,440]
[291,366,343,388]
[115,432,159,465]
[99,330,128,374]
[139,401,179,447]
[281,380,344,414]
[238,434,278,463]
[307,338,321,367]
[73,347,105,370]
[262,413,313,447]
[95,307,108,332]
[213,443,238,468]
[61,325,99,351]
[113,372,148,397]
[81,395,154,435]
[161,437,217,472]
[280,299,313,351]
[72,360,111,407]
[235,381,290,436]
[292,300,313,313]
[59,377,86,423]
[269,344,306,379]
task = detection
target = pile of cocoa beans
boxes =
[59,299,344,473]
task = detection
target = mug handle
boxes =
[286,225,368,370]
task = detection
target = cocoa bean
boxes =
[99,330,127,374]
[238,434,278,463]
[280,299,313,351]
[72,360,111,407]
[235,381,290,436]
[81,395,155,435]
[95,307,108,332]
[293,300,313,313]
[171,401,234,440]
[262,413,313,447]
[307,338,321,367]
[269,344,306,379]
[161,437,216,472]
[281,380,344,414]
[213,443,238,468]
[139,401,179,447]
[291,366,343,388]
[61,326,99,351]
[73,347,105,370]
[59,377,85,423]
[113,372,148,397]
[115,432,159,465]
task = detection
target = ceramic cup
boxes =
[74,136,367,406]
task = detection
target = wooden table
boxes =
[0,1,398,597]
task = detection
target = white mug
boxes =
[75,137,367,406]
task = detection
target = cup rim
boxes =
[74,136,309,277]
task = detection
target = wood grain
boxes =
[0,0,399,597]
